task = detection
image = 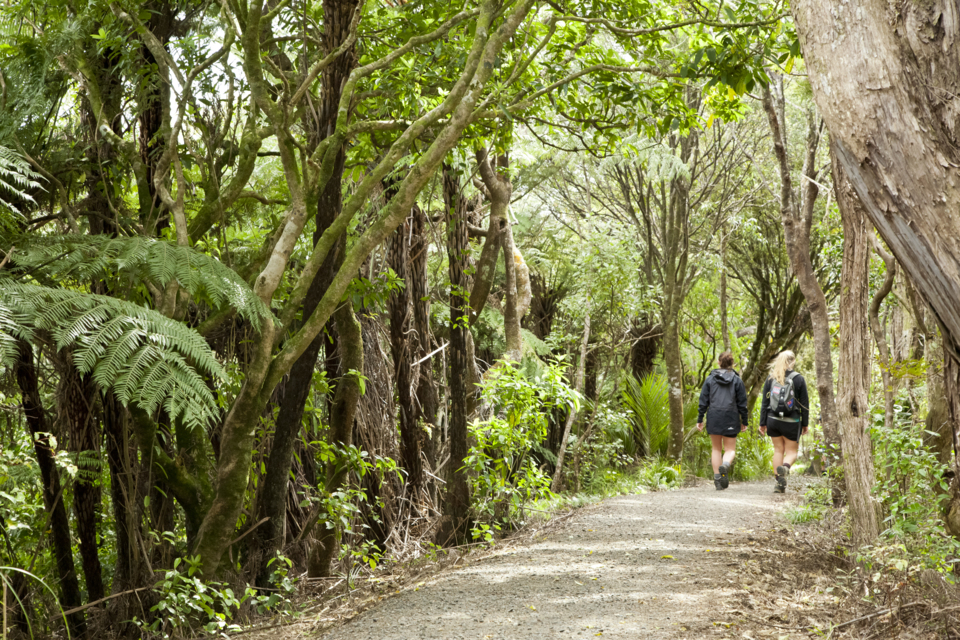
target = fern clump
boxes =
[0,282,224,430]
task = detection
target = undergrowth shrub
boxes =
[135,555,297,639]
[466,361,579,535]
[862,412,960,577]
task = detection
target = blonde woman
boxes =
[759,350,809,493]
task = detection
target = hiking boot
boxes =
[714,475,723,490]
[718,463,731,489]
[773,484,785,494]
[775,465,789,491]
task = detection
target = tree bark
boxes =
[15,342,86,638]
[252,160,346,581]
[437,165,471,545]
[835,150,880,548]
[663,316,686,460]
[469,149,509,324]
[388,212,423,493]
[761,78,840,453]
[793,0,960,536]
[501,221,524,362]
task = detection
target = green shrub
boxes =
[466,361,579,533]
[864,413,960,576]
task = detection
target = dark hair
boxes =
[719,351,735,369]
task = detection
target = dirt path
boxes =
[316,479,809,640]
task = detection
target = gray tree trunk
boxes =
[835,148,880,548]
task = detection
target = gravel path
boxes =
[319,479,797,640]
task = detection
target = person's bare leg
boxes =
[771,436,786,473]
[721,436,737,466]
[783,438,800,467]
[710,435,723,473]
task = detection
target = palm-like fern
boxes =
[1,282,224,430]
[8,234,270,329]
[621,373,672,458]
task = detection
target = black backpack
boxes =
[769,372,800,419]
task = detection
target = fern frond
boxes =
[0,282,224,430]
[7,234,271,329]
[0,146,43,215]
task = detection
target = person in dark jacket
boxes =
[759,350,809,493]
[696,351,749,490]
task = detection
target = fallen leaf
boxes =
[661,555,674,559]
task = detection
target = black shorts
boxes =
[766,418,803,441]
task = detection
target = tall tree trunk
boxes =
[761,78,841,453]
[551,308,590,491]
[59,361,105,603]
[835,150,880,548]
[793,0,960,536]
[663,317,686,460]
[250,0,358,579]
[720,224,733,353]
[15,342,86,638]
[868,234,897,431]
[388,213,423,493]
[307,298,363,577]
[410,204,439,468]
[437,165,471,545]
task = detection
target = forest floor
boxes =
[248,476,872,640]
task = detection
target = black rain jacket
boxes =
[697,368,749,435]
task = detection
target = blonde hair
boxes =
[768,350,796,385]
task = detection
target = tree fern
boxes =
[7,234,271,329]
[1,282,224,430]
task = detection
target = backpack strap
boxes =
[785,371,799,383]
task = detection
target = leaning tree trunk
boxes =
[835,150,880,548]
[793,0,960,536]
[437,165,472,546]
[15,342,86,638]
[761,79,841,454]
